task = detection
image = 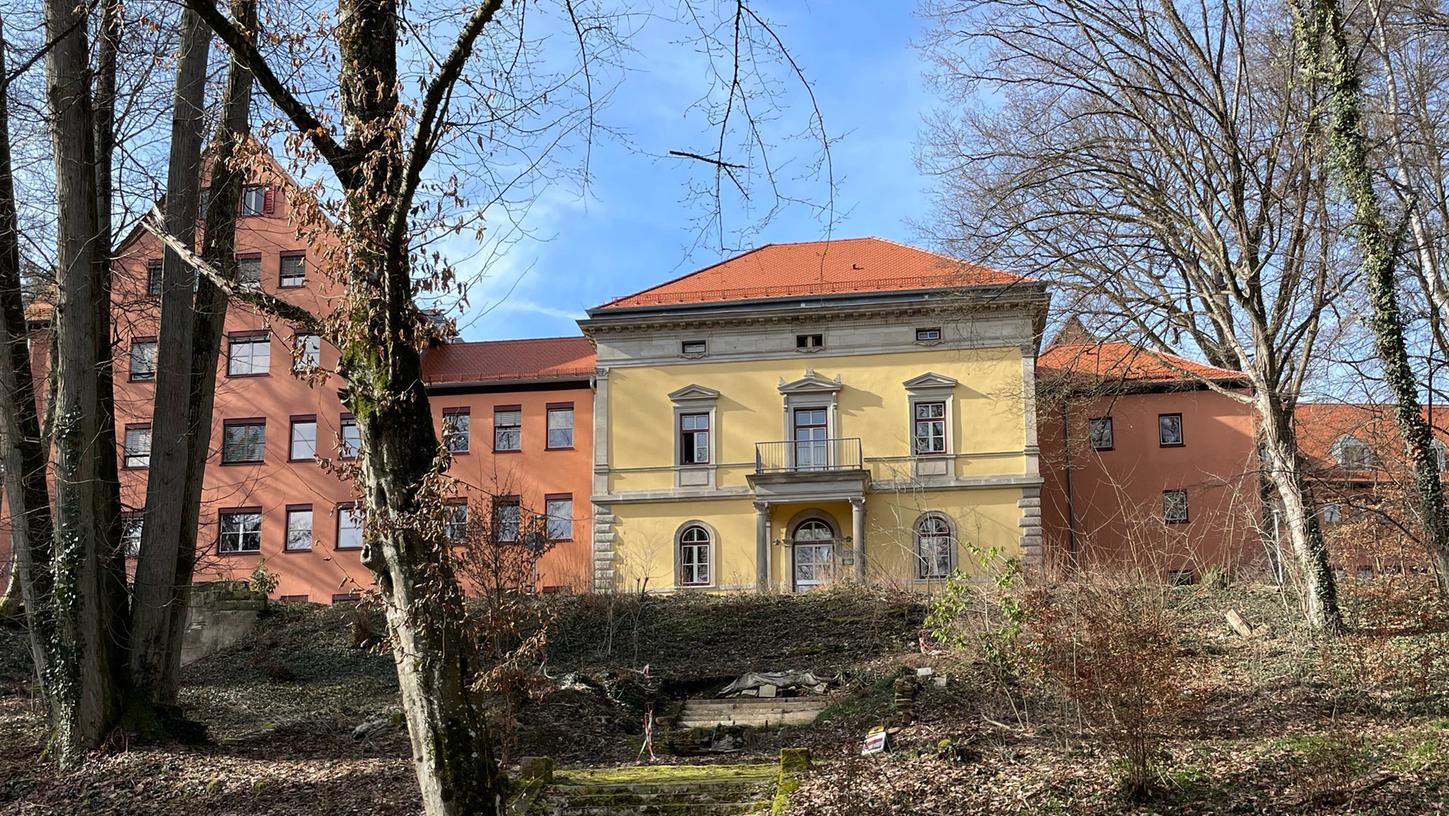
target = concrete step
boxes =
[676,697,829,728]
[683,699,829,712]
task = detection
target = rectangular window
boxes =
[227,334,271,376]
[915,327,942,343]
[681,339,707,356]
[494,407,521,452]
[121,514,144,558]
[336,504,364,549]
[289,416,317,461]
[221,418,266,464]
[495,497,520,543]
[278,253,306,287]
[219,509,262,554]
[123,425,152,469]
[680,413,710,464]
[146,259,162,296]
[1088,417,1114,451]
[444,502,469,543]
[442,408,470,453]
[129,338,158,381]
[545,495,572,541]
[1158,413,1184,447]
[1322,503,1343,525]
[796,333,824,351]
[240,185,268,216]
[292,333,321,371]
[285,505,314,551]
[547,404,574,449]
[1163,489,1189,524]
[339,414,361,459]
[912,401,947,455]
[236,254,262,286]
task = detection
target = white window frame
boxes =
[219,510,262,554]
[227,334,271,376]
[678,523,713,587]
[914,513,954,580]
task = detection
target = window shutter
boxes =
[262,186,276,215]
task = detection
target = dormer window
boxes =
[681,339,707,357]
[915,327,942,343]
[796,333,824,351]
[1332,435,1375,470]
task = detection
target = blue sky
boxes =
[455,4,937,341]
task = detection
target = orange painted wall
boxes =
[1038,387,1264,575]
[0,174,594,602]
[429,387,595,592]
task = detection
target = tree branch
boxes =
[140,205,326,336]
[389,0,504,246]
[181,0,354,185]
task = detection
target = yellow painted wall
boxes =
[605,347,1029,493]
[608,487,1027,592]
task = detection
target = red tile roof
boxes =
[1294,403,1449,477]
[1037,341,1245,385]
[592,237,1026,311]
[422,336,595,385]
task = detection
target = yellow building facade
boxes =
[581,238,1050,592]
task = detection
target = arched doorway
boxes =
[791,517,836,591]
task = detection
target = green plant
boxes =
[924,540,1027,681]
[249,559,279,597]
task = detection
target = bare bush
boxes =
[1027,572,1187,800]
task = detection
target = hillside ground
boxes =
[2,580,1448,814]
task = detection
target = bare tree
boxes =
[1296,0,1449,597]
[154,1,829,812]
[126,6,214,723]
[38,0,131,762]
[920,0,1346,632]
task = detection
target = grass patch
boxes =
[553,763,777,785]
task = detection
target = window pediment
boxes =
[668,384,721,403]
[903,372,959,393]
[779,369,842,395]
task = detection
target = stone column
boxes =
[755,501,770,591]
[850,497,866,582]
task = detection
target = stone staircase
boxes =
[526,764,777,816]
[675,697,830,729]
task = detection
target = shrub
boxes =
[1028,572,1187,800]
[923,543,1027,685]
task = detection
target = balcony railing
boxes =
[755,437,864,474]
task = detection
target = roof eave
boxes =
[583,280,1048,322]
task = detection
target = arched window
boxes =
[791,517,836,591]
[1332,435,1374,470]
[679,525,711,587]
[914,514,954,579]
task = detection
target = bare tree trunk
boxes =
[1257,394,1342,632]
[0,10,56,653]
[336,0,502,801]
[1300,0,1449,598]
[42,0,129,762]
[156,0,256,704]
[128,7,213,720]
